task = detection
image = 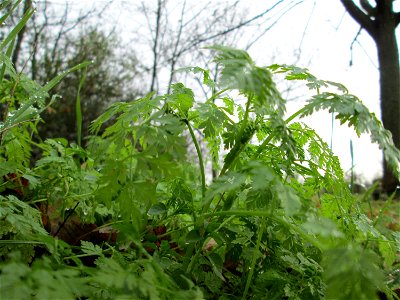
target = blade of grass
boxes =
[0,40,16,90]
[0,0,21,26]
[0,240,45,245]
[43,61,92,92]
[76,67,88,147]
[330,111,334,150]
[4,61,91,131]
[0,5,33,51]
[350,139,354,192]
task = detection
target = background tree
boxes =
[2,0,140,143]
[37,27,140,142]
[340,0,400,194]
[130,0,302,94]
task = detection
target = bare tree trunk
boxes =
[167,0,186,94]
[340,0,400,194]
[150,0,162,93]
[375,8,400,193]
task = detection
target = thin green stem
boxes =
[253,133,274,158]
[202,210,324,249]
[285,106,307,124]
[203,210,273,218]
[186,120,206,199]
[350,139,354,191]
[206,88,229,103]
[64,251,110,260]
[241,96,252,133]
[186,243,203,274]
[0,240,45,245]
[75,67,87,147]
[242,218,265,300]
[0,118,35,135]
[219,95,252,176]
[0,38,15,84]
[254,106,307,158]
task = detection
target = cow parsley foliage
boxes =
[0,6,399,299]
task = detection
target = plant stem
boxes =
[203,210,324,249]
[350,139,354,191]
[186,243,203,274]
[0,39,15,86]
[219,95,252,176]
[254,106,307,158]
[0,240,45,245]
[186,119,206,199]
[285,106,307,124]
[242,218,265,300]
[76,67,87,147]
[203,210,273,218]
[253,132,274,158]
[206,88,229,103]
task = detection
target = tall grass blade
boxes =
[0,0,20,26]
[76,67,87,147]
[350,139,354,191]
[43,61,91,92]
[0,38,15,84]
[5,62,91,130]
[330,111,334,150]
[0,5,33,51]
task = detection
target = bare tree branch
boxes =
[12,0,32,68]
[354,35,379,69]
[150,0,163,93]
[349,26,362,66]
[167,0,187,92]
[340,0,376,36]
[395,12,400,26]
[182,1,212,28]
[139,0,302,95]
[293,1,316,60]
[360,0,376,16]
[141,3,154,42]
[60,6,97,35]
[177,0,291,57]
[50,2,69,77]
[246,1,304,51]
[31,0,48,80]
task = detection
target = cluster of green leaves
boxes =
[1,5,399,299]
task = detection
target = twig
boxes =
[53,201,80,238]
